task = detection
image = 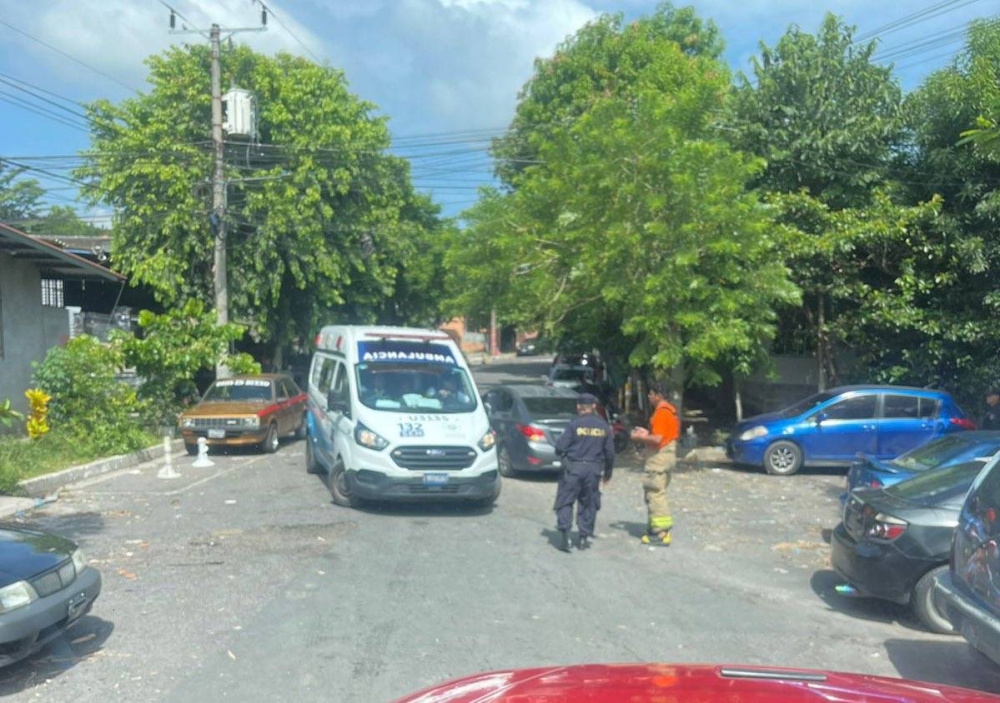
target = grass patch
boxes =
[0,429,160,495]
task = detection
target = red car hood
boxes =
[392,664,998,703]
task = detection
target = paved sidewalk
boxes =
[0,438,184,520]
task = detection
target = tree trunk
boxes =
[817,294,827,392]
[272,342,284,373]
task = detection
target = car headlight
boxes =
[355,422,389,450]
[0,581,38,613]
[739,425,769,442]
[478,429,497,452]
[241,417,260,428]
[72,548,87,576]
[181,418,195,429]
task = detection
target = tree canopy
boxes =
[76,44,446,361]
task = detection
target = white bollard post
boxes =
[191,436,215,468]
[157,433,181,479]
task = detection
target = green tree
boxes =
[76,44,442,364]
[0,164,44,222]
[726,14,905,386]
[492,3,724,187]
[115,300,259,425]
[452,31,799,406]
[23,205,108,237]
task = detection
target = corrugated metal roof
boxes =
[0,222,123,282]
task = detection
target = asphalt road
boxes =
[3,356,1000,701]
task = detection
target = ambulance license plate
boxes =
[423,472,449,486]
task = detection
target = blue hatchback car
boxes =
[727,385,974,476]
[846,431,1000,494]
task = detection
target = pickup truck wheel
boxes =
[764,441,802,476]
[261,423,279,454]
[912,565,955,634]
[294,413,308,441]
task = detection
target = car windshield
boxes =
[885,461,987,505]
[356,363,477,413]
[888,436,1000,471]
[522,397,579,417]
[779,391,837,418]
[552,367,592,382]
[201,379,273,403]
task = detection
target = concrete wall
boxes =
[0,252,70,416]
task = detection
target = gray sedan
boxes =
[483,385,579,477]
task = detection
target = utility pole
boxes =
[210,25,228,354]
[168,6,266,378]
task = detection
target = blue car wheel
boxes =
[764,440,803,476]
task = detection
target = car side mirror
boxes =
[484,401,493,417]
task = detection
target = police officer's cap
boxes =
[987,388,1000,398]
[577,392,598,405]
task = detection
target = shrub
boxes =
[32,335,150,455]
[0,398,23,430]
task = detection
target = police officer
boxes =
[553,392,615,552]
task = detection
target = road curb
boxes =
[17,439,184,499]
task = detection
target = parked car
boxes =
[727,385,974,476]
[483,384,583,477]
[178,373,307,455]
[935,452,1000,665]
[392,663,998,702]
[831,458,991,633]
[846,431,1000,494]
[547,364,595,390]
[516,338,548,356]
[0,525,101,667]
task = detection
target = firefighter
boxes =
[630,382,679,546]
[553,392,615,552]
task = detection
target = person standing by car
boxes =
[631,382,679,546]
[553,393,615,553]
[982,389,1000,430]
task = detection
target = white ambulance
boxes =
[305,325,500,507]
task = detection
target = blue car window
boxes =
[883,395,919,418]
[918,397,940,419]
[823,395,876,421]
[888,435,983,471]
[886,461,986,504]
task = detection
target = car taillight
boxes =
[868,478,883,488]
[951,417,977,430]
[867,513,907,541]
[516,423,547,442]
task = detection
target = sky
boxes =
[0,0,995,224]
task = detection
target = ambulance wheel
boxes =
[305,438,321,474]
[294,413,308,441]
[764,441,802,476]
[328,460,358,508]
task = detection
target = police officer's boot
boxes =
[577,534,590,550]
[558,529,572,553]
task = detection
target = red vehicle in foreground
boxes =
[392,664,999,702]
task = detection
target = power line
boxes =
[252,0,322,64]
[854,0,979,43]
[0,18,138,93]
[0,93,89,132]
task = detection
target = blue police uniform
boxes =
[553,393,615,550]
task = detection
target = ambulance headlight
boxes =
[477,429,496,452]
[355,422,389,451]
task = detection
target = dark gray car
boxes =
[831,460,987,633]
[0,525,102,666]
[483,385,579,477]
